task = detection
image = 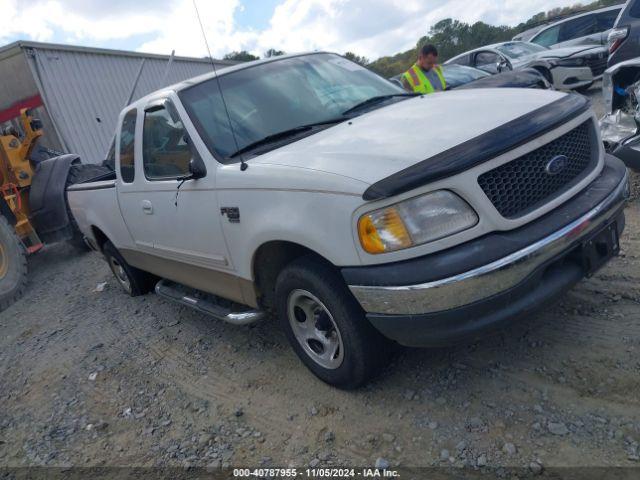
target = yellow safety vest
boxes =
[402,64,446,94]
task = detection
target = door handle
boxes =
[141,200,153,214]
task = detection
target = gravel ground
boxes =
[1,87,639,473]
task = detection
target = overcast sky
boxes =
[0,0,583,60]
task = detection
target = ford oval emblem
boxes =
[545,155,569,175]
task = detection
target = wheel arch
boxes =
[251,240,338,311]
[90,225,110,252]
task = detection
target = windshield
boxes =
[179,53,402,160]
[441,65,489,89]
[495,42,548,59]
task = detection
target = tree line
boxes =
[222,0,621,77]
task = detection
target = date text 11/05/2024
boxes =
[233,468,400,478]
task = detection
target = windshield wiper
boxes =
[228,117,347,158]
[342,93,418,116]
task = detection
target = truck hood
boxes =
[251,88,568,186]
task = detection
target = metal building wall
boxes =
[23,44,227,163]
[0,46,62,151]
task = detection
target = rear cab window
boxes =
[119,109,137,183]
[142,101,191,180]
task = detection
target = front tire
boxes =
[275,256,390,389]
[0,215,27,311]
[103,241,155,296]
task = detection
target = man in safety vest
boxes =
[401,44,446,94]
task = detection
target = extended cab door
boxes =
[116,98,241,299]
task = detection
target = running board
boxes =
[154,279,265,326]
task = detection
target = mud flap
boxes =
[29,154,80,244]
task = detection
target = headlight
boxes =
[556,58,586,67]
[357,190,478,254]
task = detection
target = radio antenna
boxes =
[192,0,247,171]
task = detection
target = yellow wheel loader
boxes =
[0,108,109,310]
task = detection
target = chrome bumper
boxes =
[349,171,630,316]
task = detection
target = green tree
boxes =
[264,48,285,58]
[343,52,370,66]
[223,50,259,62]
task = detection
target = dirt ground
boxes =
[1,88,639,474]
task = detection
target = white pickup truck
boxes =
[68,52,630,388]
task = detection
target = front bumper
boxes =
[551,66,594,89]
[344,155,630,347]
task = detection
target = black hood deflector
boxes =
[362,93,590,201]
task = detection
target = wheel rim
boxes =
[108,256,131,293]
[0,242,8,280]
[287,289,344,370]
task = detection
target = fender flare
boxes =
[29,154,80,244]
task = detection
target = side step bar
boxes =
[155,279,265,326]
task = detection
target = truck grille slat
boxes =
[478,121,597,219]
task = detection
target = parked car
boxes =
[608,0,640,67]
[446,41,608,90]
[67,52,629,388]
[389,64,550,90]
[527,5,623,48]
[600,57,640,170]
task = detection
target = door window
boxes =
[119,109,137,183]
[595,9,621,30]
[532,25,561,46]
[142,102,191,180]
[559,14,597,41]
[474,52,500,73]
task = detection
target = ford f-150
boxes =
[67,52,630,388]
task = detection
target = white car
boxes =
[446,41,609,90]
[67,52,629,388]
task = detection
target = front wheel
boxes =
[275,256,391,388]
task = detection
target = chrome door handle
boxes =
[141,200,153,214]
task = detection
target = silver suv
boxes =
[515,5,623,48]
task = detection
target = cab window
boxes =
[119,109,137,183]
[142,102,191,180]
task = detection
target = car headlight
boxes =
[357,190,478,254]
[556,58,586,67]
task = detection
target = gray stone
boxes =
[548,422,569,436]
[440,449,450,461]
[309,458,320,468]
[502,442,517,455]
[375,457,390,470]
[529,461,543,475]
[476,454,487,467]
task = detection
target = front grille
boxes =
[586,56,608,77]
[478,121,596,219]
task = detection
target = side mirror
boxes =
[496,59,510,73]
[189,155,207,179]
